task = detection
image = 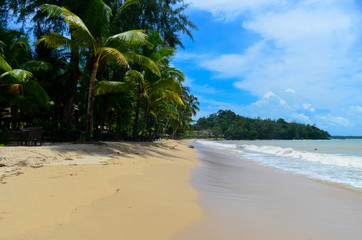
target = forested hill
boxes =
[193,110,330,140]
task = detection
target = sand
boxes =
[0,140,203,240]
[3,139,362,240]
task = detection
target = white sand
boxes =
[0,140,203,240]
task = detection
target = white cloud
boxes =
[316,114,350,127]
[285,88,295,93]
[180,0,362,135]
[293,113,311,123]
[349,105,362,113]
[196,0,362,121]
[263,91,276,99]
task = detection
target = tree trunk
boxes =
[61,40,80,129]
[144,104,150,135]
[86,62,99,140]
[132,92,142,140]
[171,126,178,139]
[162,118,170,138]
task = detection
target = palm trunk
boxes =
[132,92,142,140]
[144,104,150,135]
[61,44,80,128]
[171,126,178,139]
[86,62,99,140]
[162,118,170,138]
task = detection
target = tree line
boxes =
[192,110,331,140]
[0,0,199,142]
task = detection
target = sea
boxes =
[197,139,362,190]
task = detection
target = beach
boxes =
[178,142,362,240]
[2,140,362,240]
[0,140,202,240]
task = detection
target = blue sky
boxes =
[172,0,362,136]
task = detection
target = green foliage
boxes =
[1,0,199,142]
[193,110,331,140]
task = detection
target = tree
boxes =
[107,0,197,48]
[37,0,160,139]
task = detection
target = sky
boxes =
[172,0,362,136]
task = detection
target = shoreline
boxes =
[0,140,203,240]
[177,142,362,240]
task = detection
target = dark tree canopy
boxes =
[5,0,197,48]
[193,110,331,140]
[0,0,199,143]
[112,0,197,48]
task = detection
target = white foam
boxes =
[240,144,362,169]
[197,140,362,190]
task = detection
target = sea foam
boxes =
[197,140,362,190]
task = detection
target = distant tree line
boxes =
[192,110,330,140]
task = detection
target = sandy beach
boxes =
[0,140,202,240]
[178,142,362,240]
[2,140,362,240]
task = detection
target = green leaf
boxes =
[0,56,12,72]
[94,81,128,96]
[19,61,53,73]
[41,4,96,50]
[35,32,74,50]
[0,69,33,83]
[123,52,160,76]
[99,47,129,68]
[113,0,140,22]
[107,30,150,46]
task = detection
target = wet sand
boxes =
[0,140,202,240]
[177,142,362,240]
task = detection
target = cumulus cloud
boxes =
[187,0,362,133]
[177,0,362,134]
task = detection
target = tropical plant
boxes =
[37,0,160,139]
[0,27,51,120]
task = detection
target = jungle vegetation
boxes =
[0,0,199,142]
[192,110,331,140]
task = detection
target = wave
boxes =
[198,140,362,169]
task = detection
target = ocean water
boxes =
[197,139,362,190]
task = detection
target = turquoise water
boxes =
[198,139,362,190]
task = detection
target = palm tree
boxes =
[0,57,50,120]
[0,28,51,119]
[170,87,199,138]
[37,0,160,139]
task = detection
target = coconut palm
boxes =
[0,28,51,117]
[0,57,50,119]
[170,87,199,138]
[37,0,160,139]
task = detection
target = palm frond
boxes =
[113,0,140,22]
[155,79,182,93]
[164,91,184,105]
[35,32,73,50]
[99,47,129,68]
[125,69,146,87]
[107,30,150,47]
[0,40,5,57]
[84,0,112,39]
[23,80,50,106]
[94,80,128,96]
[11,37,29,53]
[41,4,96,50]
[19,61,53,73]
[0,69,33,83]
[123,52,161,76]
[0,56,12,72]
